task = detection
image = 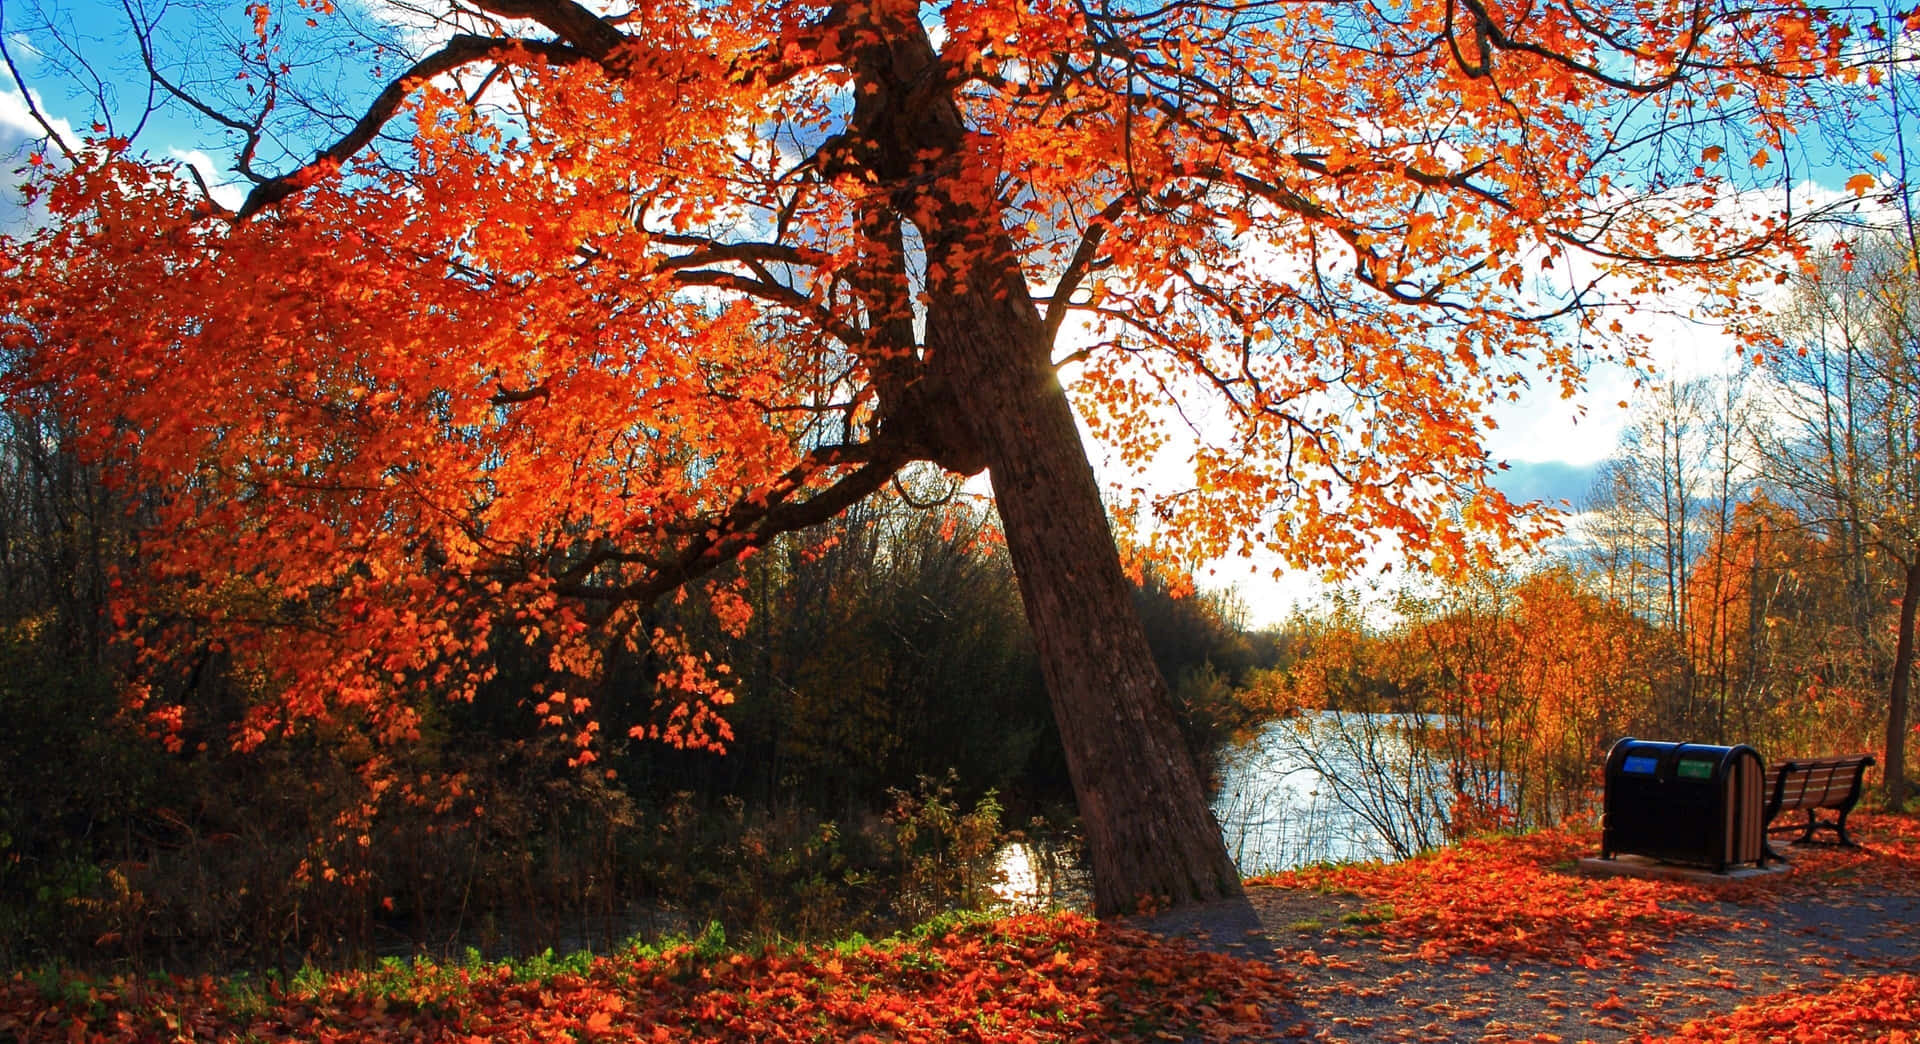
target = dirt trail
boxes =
[1135,826,1920,1042]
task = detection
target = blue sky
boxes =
[4,0,1909,626]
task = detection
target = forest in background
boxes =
[1242,234,1920,851]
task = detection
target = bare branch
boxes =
[236,35,588,219]
[653,238,829,272]
[122,11,275,185]
[0,25,78,163]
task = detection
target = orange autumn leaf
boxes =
[1255,825,1717,965]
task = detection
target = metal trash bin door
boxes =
[1601,738,1767,872]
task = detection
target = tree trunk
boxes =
[1886,557,1919,809]
[922,270,1245,917]
[990,387,1246,915]
[842,0,1243,915]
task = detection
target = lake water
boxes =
[992,711,1455,906]
[1211,712,1457,872]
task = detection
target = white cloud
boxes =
[165,147,249,211]
[337,0,455,54]
[0,85,78,155]
[1482,174,1868,472]
[0,87,78,233]
[5,33,45,64]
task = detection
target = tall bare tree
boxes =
[1759,235,1920,805]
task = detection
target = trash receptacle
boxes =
[1601,738,1769,872]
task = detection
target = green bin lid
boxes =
[1676,757,1714,780]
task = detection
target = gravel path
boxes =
[1132,850,1920,1042]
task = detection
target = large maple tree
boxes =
[0,0,1857,911]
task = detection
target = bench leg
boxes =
[1781,809,1867,848]
[1834,806,1862,848]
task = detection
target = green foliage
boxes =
[27,966,97,1010]
[886,775,1006,925]
[612,780,1018,946]
[900,907,1002,943]
[1339,906,1395,928]
[627,793,885,941]
[634,491,1060,812]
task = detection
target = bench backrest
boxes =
[1765,756,1874,812]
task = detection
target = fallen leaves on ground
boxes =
[0,912,1289,1043]
[1652,972,1920,1041]
[11,817,1920,1043]
[1252,825,1720,965]
[1769,812,1920,895]
[1251,813,1920,1039]
[1249,813,1920,969]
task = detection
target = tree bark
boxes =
[1886,558,1919,809]
[919,263,1244,917]
[830,0,1243,916]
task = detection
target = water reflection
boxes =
[989,838,1091,911]
[993,842,1042,903]
[1212,712,1454,873]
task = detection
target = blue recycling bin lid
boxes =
[1608,738,1754,784]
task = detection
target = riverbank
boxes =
[6,814,1918,1042]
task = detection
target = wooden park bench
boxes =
[1763,754,1876,848]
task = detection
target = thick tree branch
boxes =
[465,0,627,59]
[669,267,867,348]
[553,443,907,603]
[230,0,857,221]
[1452,0,1710,93]
[1045,196,1130,342]
[236,35,588,219]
